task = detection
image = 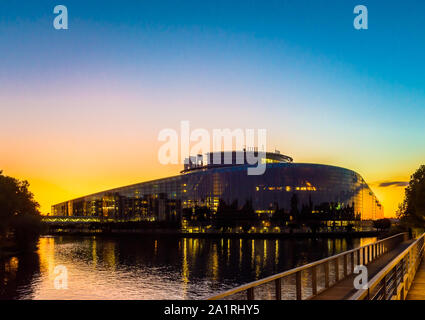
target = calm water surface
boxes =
[0,235,376,299]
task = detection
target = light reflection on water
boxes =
[0,235,375,300]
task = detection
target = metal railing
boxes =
[349,233,425,300]
[208,233,407,300]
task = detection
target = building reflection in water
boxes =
[0,235,376,299]
[92,238,97,268]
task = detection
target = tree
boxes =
[214,199,237,232]
[306,219,323,234]
[397,165,425,226]
[0,170,41,250]
[346,223,355,232]
[193,205,212,222]
[372,218,391,231]
[214,199,258,233]
[290,194,299,221]
[239,199,257,233]
[182,208,193,220]
[271,205,289,228]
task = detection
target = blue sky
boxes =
[0,0,424,216]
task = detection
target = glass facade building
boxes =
[51,152,384,222]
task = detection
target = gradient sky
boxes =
[1,0,424,217]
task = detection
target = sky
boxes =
[1,0,424,217]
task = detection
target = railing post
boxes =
[383,276,387,300]
[369,245,372,262]
[247,287,255,300]
[208,233,424,301]
[296,271,302,300]
[275,278,282,300]
[403,256,407,277]
[368,245,371,263]
[335,258,339,282]
[325,261,330,288]
[344,254,348,278]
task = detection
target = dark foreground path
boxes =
[312,240,413,300]
[406,259,425,300]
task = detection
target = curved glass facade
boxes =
[182,163,383,220]
[51,162,383,222]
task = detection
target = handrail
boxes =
[349,233,425,300]
[208,232,407,300]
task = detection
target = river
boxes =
[0,235,376,299]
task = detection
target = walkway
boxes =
[312,240,413,300]
[406,259,425,300]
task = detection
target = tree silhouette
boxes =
[0,170,41,251]
[372,218,391,231]
[193,205,213,222]
[397,165,425,226]
[290,193,299,221]
[214,199,258,232]
[271,203,289,228]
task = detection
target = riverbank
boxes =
[0,241,21,259]
[45,229,381,239]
